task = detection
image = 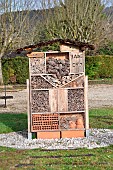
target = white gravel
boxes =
[0,129,113,150]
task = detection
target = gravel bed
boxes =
[0,129,113,150]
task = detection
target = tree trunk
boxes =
[0,54,3,85]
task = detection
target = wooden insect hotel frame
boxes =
[26,39,94,139]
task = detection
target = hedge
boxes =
[1,55,113,84]
[2,56,29,84]
[85,55,113,79]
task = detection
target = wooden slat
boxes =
[27,52,44,58]
[84,76,89,130]
[27,79,31,134]
[49,89,58,112]
[58,89,68,112]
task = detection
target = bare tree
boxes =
[40,0,112,48]
[0,0,40,84]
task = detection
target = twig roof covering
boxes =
[16,39,95,54]
[2,39,94,58]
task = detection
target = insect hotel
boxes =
[26,39,94,139]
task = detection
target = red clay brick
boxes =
[37,131,60,139]
[61,130,84,138]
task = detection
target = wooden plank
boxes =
[79,54,83,72]
[60,44,79,53]
[27,52,44,58]
[58,89,68,112]
[70,52,85,74]
[27,79,31,134]
[84,76,89,130]
[70,52,78,73]
[49,89,58,112]
[46,52,69,60]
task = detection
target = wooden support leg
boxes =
[27,79,32,139]
[84,76,89,137]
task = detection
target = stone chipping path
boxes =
[0,129,113,150]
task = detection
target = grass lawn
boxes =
[0,145,113,169]
[0,108,113,169]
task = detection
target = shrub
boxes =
[2,55,113,84]
[85,55,113,79]
[2,56,29,84]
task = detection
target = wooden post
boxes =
[27,79,32,139]
[84,76,89,137]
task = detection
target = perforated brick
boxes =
[32,113,59,132]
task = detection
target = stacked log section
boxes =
[31,76,54,89]
[30,57,45,74]
[68,89,84,111]
[46,58,70,79]
[32,113,59,131]
[60,114,84,130]
[31,90,50,113]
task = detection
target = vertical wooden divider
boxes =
[49,89,58,112]
[58,89,68,112]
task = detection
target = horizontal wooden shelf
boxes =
[58,111,85,114]
[31,111,85,114]
[60,128,86,131]
[32,129,86,132]
[30,87,84,91]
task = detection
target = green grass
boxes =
[0,108,113,134]
[0,113,27,133]
[0,108,113,169]
[0,145,113,169]
[89,108,113,129]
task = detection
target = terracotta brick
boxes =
[61,130,84,138]
[37,131,60,139]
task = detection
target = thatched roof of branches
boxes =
[16,39,95,54]
[2,39,94,58]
